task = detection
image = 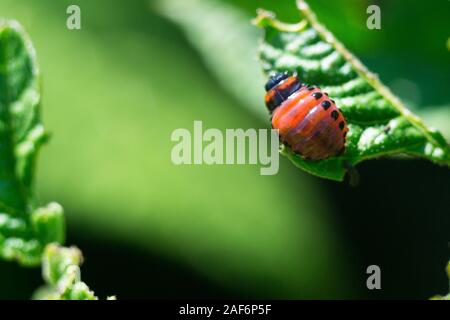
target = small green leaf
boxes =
[255,1,450,181]
[42,244,82,286]
[0,20,66,266]
[34,244,97,300]
[31,202,65,247]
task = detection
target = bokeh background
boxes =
[0,0,449,299]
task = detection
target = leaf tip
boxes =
[252,8,275,28]
[253,8,307,32]
[296,0,310,11]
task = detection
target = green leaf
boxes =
[0,19,65,265]
[33,244,99,300]
[0,19,108,300]
[0,19,54,265]
[0,19,44,213]
[31,202,65,245]
[254,0,450,181]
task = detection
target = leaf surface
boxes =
[0,19,107,300]
[0,20,65,266]
[0,20,56,264]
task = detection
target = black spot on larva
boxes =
[331,110,339,120]
[339,121,345,130]
[325,92,329,96]
[331,99,335,104]
[307,86,315,91]
[343,131,347,138]
[312,92,323,99]
[321,100,331,110]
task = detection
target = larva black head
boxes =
[265,72,290,92]
[264,72,302,112]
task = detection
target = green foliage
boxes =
[0,19,104,300]
[33,244,102,300]
[0,19,61,265]
[255,0,450,181]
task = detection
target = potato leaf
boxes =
[0,19,108,300]
[0,19,44,214]
[255,0,450,181]
[0,19,64,265]
[33,244,116,300]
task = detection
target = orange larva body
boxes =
[265,73,348,160]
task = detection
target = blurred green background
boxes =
[0,0,448,299]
